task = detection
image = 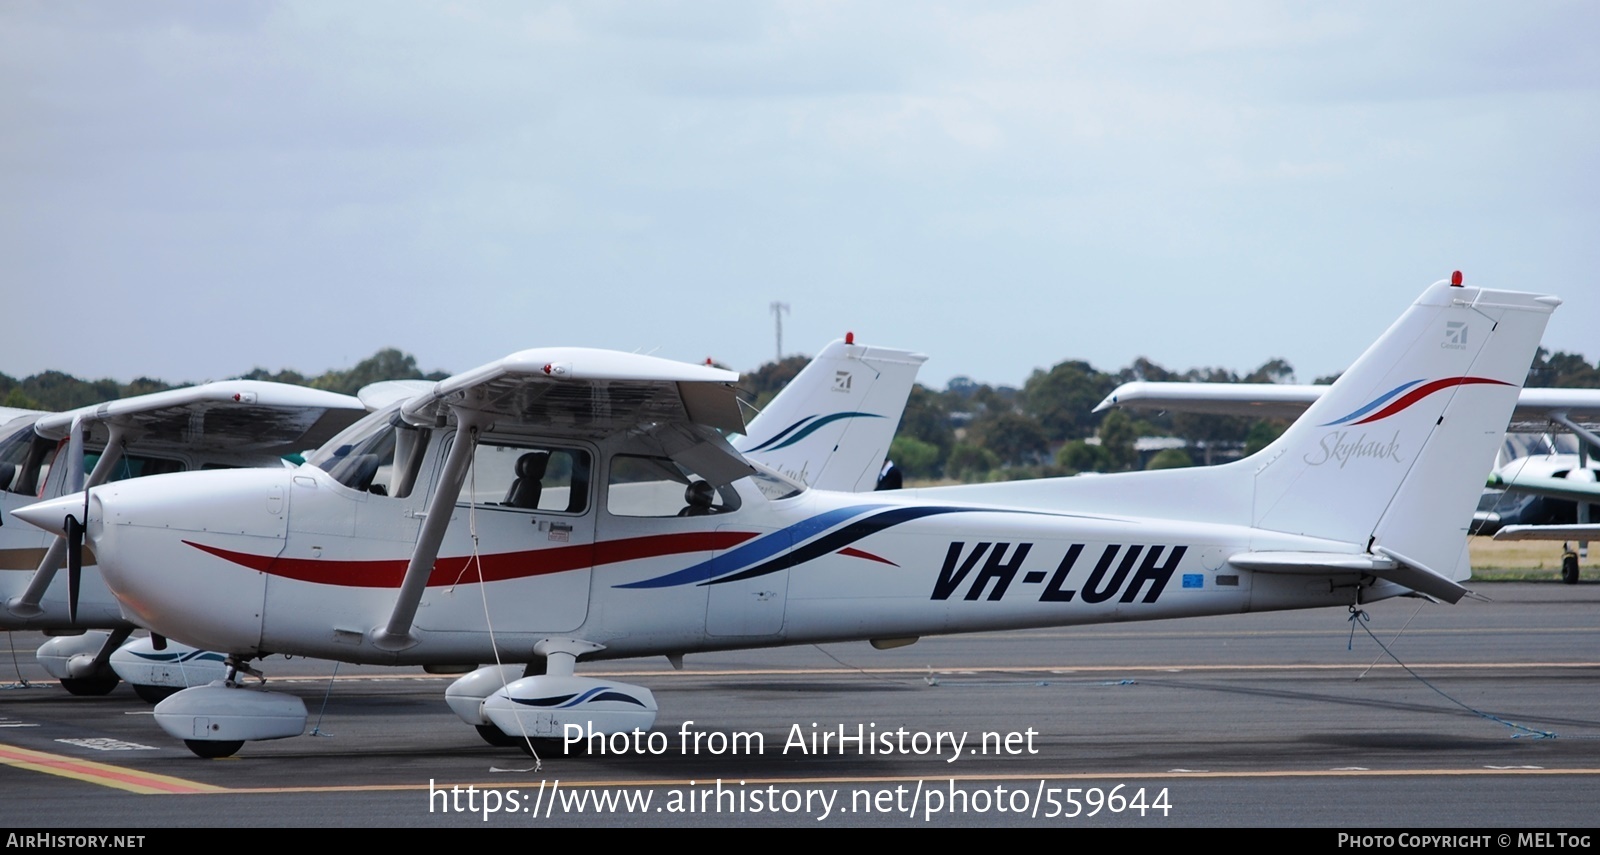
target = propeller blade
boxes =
[152,634,167,651]
[64,514,84,624]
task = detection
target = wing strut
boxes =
[7,423,130,620]
[370,416,484,651]
[1549,411,1600,458]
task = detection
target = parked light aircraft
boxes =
[0,338,920,704]
[0,382,366,696]
[15,276,1557,758]
[1093,372,1600,582]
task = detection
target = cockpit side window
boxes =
[606,454,742,518]
[450,437,592,515]
[0,424,56,497]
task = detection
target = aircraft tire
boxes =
[1561,554,1580,585]
[475,724,522,748]
[132,684,181,704]
[59,675,120,696]
[184,739,244,759]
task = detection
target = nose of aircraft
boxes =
[25,468,294,654]
[11,493,85,538]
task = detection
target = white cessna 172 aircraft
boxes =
[0,338,919,705]
[0,381,366,697]
[15,276,1558,758]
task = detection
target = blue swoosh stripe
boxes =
[617,504,889,589]
[763,412,884,451]
[1319,379,1424,426]
[743,415,819,453]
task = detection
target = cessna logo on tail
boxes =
[1443,322,1468,350]
[931,541,1187,603]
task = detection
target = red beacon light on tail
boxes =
[1451,271,1463,287]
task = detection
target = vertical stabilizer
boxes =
[736,339,926,492]
[1248,278,1558,591]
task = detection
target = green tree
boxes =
[1145,448,1193,470]
[888,435,941,479]
[741,354,812,411]
[311,349,448,395]
[2,388,40,410]
[1244,420,1287,456]
[898,385,956,459]
[1097,409,1138,471]
[1056,440,1111,473]
[945,443,998,482]
[1021,360,1114,441]
[967,411,1049,466]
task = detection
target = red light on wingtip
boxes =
[232,393,242,402]
[845,332,855,345]
[542,364,553,375]
[1450,271,1463,286]
[705,357,714,366]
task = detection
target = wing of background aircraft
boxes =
[30,379,364,456]
[1094,382,1600,432]
[734,335,926,492]
[356,379,436,411]
[1489,468,1600,504]
[0,406,48,425]
[1,380,365,696]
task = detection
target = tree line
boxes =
[4,347,1596,484]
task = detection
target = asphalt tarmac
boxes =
[0,581,1595,828]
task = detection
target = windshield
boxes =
[307,404,400,494]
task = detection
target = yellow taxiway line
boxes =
[0,743,224,795]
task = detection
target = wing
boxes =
[399,347,743,433]
[1488,468,1600,504]
[32,380,366,457]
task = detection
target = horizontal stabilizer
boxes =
[1229,548,1469,603]
[1227,551,1398,574]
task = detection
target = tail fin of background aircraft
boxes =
[735,338,927,493]
[1248,277,1558,587]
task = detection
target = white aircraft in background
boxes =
[16,276,1556,758]
[1094,370,1600,583]
[0,381,366,698]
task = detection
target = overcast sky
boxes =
[3,1,1596,390]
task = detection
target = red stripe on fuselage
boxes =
[182,531,759,588]
[838,546,898,566]
[1351,377,1513,425]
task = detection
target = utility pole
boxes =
[769,301,789,363]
